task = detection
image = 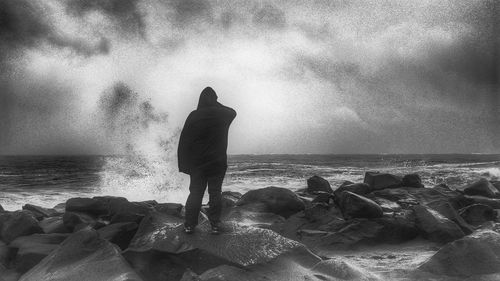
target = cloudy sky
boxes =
[0,0,498,155]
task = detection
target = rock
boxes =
[0,205,3,212]
[39,217,70,234]
[123,248,236,281]
[52,203,65,214]
[273,207,346,242]
[220,191,242,209]
[237,186,305,218]
[21,205,59,220]
[368,188,419,208]
[0,211,43,243]
[370,198,402,212]
[461,178,500,198]
[492,181,500,192]
[402,174,424,188]
[306,176,333,194]
[418,230,500,277]
[338,191,383,219]
[311,257,380,280]
[8,233,69,274]
[369,186,462,209]
[426,200,473,235]
[311,192,333,205]
[109,201,153,224]
[412,205,465,243]
[127,211,316,267]
[97,222,138,250]
[459,204,498,226]
[465,195,500,209]
[153,203,183,217]
[298,214,418,251]
[363,172,402,190]
[19,228,143,281]
[65,197,108,216]
[334,183,371,200]
[180,269,201,281]
[223,205,285,229]
[62,212,101,231]
[0,240,7,266]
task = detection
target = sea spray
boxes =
[97,82,188,203]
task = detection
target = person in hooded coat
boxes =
[178,87,236,234]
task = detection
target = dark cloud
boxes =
[67,0,145,36]
[252,3,286,29]
[0,0,109,63]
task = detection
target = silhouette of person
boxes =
[178,87,236,234]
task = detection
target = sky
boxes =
[0,0,498,155]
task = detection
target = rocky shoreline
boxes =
[1,172,500,281]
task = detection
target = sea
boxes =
[0,154,499,211]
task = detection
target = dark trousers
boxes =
[184,170,225,227]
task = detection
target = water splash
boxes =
[97,82,188,203]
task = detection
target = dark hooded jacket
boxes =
[177,87,236,175]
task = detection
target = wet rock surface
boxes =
[0,173,498,281]
[306,175,333,194]
[236,186,305,218]
[418,229,500,277]
[19,228,143,281]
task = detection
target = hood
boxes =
[197,87,218,109]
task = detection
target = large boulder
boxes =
[363,172,402,190]
[127,211,313,267]
[65,198,108,216]
[461,178,500,198]
[333,183,371,201]
[459,204,497,226]
[426,200,473,234]
[153,203,183,217]
[465,195,500,209]
[338,191,383,219]
[412,205,465,243]
[237,186,305,218]
[97,198,154,224]
[306,176,333,194]
[22,205,59,220]
[296,214,418,251]
[369,185,462,209]
[418,230,500,277]
[402,174,424,188]
[19,228,143,281]
[311,257,381,280]
[124,211,327,281]
[39,217,70,234]
[8,233,69,274]
[220,191,242,209]
[62,211,101,231]
[223,205,285,229]
[97,222,138,250]
[0,211,43,243]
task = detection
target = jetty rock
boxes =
[459,203,497,226]
[363,172,402,190]
[0,211,43,243]
[460,178,500,198]
[412,205,465,244]
[19,228,142,281]
[306,175,333,194]
[124,210,379,281]
[338,191,383,219]
[418,229,500,277]
[236,186,305,218]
